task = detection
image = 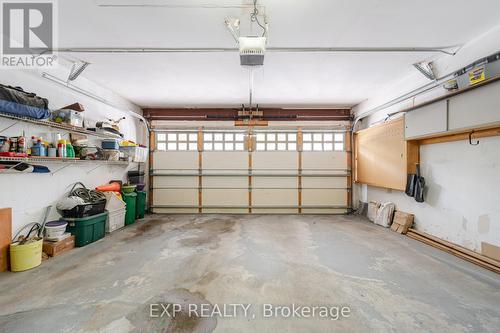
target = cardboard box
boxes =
[0,208,12,272]
[391,211,414,234]
[43,235,75,257]
[482,242,500,262]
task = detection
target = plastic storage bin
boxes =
[104,192,126,233]
[102,149,120,161]
[136,191,146,219]
[120,146,147,162]
[122,192,137,226]
[65,212,108,247]
[50,109,83,127]
[128,171,145,184]
[102,139,120,150]
[107,208,126,233]
[61,199,106,218]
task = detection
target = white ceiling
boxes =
[58,0,500,108]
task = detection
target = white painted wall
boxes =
[0,65,147,237]
[352,25,500,253]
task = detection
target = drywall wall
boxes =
[352,25,500,253]
[361,137,500,252]
[0,66,147,236]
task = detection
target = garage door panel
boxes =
[302,209,346,214]
[153,208,198,214]
[202,189,247,206]
[203,152,248,171]
[253,152,298,171]
[203,176,247,188]
[153,152,198,171]
[252,208,299,214]
[203,208,248,214]
[153,189,198,206]
[302,152,347,170]
[154,176,198,188]
[253,189,297,206]
[302,189,347,206]
[253,177,297,188]
[302,177,347,189]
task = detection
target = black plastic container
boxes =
[61,199,106,218]
[128,170,145,185]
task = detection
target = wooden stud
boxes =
[345,131,353,210]
[248,128,253,214]
[148,129,155,213]
[406,140,420,174]
[297,128,303,214]
[198,128,203,214]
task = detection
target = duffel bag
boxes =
[0,84,49,109]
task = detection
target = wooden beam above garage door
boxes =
[143,108,351,121]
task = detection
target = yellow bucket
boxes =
[10,239,43,272]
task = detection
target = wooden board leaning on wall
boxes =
[354,117,419,191]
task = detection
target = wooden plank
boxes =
[406,141,420,174]
[0,208,12,272]
[148,131,155,212]
[297,128,303,214]
[345,131,353,209]
[407,229,500,274]
[409,228,500,266]
[482,242,500,262]
[354,117,409,190]
[407,232,500,274]
[248,129,253,214]
[198,128,203,214]
[417,126,500,145]
[235,120,269,127]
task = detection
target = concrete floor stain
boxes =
[126,288,216,333]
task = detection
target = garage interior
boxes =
[0,1,499,332]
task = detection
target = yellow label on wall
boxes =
[469,66,486,85]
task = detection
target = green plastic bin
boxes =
[65,212,108,247]
[136,191,146,219]
[122,192,137,226]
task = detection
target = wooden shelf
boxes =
[0,112,122,139]
[0,156,134,166]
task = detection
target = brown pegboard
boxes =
[354,117,418,191]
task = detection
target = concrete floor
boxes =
[0,214,499,333]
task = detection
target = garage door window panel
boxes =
[255,132,297,151]
[303,132,345,152]
[157,132,198,151]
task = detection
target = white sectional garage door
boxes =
[151,127,351,214]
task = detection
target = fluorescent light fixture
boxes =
[413,61,436,81]
[68,61,90,81]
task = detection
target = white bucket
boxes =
[44,221,68,238]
